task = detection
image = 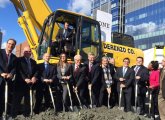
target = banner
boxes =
[96,10,112,42]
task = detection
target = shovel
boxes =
[75,90,83,109]
[3,80,8,120]
[48,84,56,113]
[119,87,123,109]
[107,90,111,109]
[89,87,93,108]
[29,85,33,117]
[66,83,73,111]
[135,81,138,112]
[148,89,152,117]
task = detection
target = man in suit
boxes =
[34,53,57,114]
[11,46,38,117]
[132,57,149,115]
[109,58,118,106]
[0,38,17,118]
[115,58,135,112]
[56,21,73,53]
[72,55,87,107]
[84,52,101,107]
[99,56,115,107]
[158,57,165,120]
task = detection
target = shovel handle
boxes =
[48,85,56,112]
[4,81,8,116]
[119,87,122,108]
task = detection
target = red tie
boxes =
[75,65,79,72]
[89,63,93,72]
[74,65,79,77]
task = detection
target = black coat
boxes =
[132,65,149,94]
[115,67,135,93]
[160,68,165,99]
[84,61,101,86]
[37,63,57,81]
[132,65,149,85]
[56,28,73,41]
[101,63,115,89]
[16,57,38,83]
[0,49,17,84]
[71,64,86,88]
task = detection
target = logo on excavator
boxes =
[104,43,135,54]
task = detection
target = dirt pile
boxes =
[14,106,150,120]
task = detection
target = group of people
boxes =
[1,38,165,120]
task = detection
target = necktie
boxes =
[63,29,67,38]
[6,54,9,64]
[75,65,79,72]
[26,58,32,75]
[89,63,93,72]
[74,65,79,77]
[135,66,139,75]
[123,67,127,77]
[45,63,48,69]
[45,64,49,76]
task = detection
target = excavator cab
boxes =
[38,10,102,62]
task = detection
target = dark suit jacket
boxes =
[56,28,73,41]
[101,63,115,89]
[71,64,86,88]
[0,49,17,84]
[115,67,135,93]
[17,57,38,82]
[37,63,57,81]
[84,61,101,86]
[57,63,73,83]
[132,65,149,93]
[160,68,165,99]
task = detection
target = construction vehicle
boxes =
[143,45,165,67]
[10,0,143,67]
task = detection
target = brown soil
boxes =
[14,106,151,120]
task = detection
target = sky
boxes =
[0,0,92,48]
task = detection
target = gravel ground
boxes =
[13,106,151,120]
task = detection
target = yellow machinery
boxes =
[154,45,165,61]
[10,0,143,67]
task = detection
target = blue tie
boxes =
[123,67,126,77]
[45,64,48,69]
[45,64,49,76]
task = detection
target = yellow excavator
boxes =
[10,0,143,67]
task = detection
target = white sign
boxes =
[96,10,112,42]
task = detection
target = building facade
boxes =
[91,0,165,50]
[91,0,125,33]
[125,0,165,50]
[15,40,28,57]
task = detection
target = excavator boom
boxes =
[10,0,54,61]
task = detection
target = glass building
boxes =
[125,0,165,50]
[91,0,165,50]
[91,0,125,33]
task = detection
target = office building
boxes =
[91,0,165,50]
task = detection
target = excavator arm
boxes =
[10,0,53,60]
